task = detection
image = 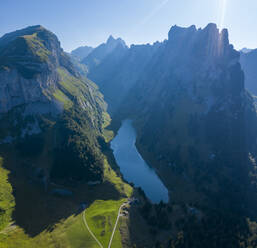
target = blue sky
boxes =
[1,0,257,52]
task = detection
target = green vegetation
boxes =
[0,32,50,78]
[0,199,127,248]
[22,33,50,62]
[0,157,15,231]
[103,159,132,198]
[57,68,89,102]
[54,67,107,113]
[0,212,99,248]
[0,155,130,248]
[0,25,133,248]
[53,89,74,109]
[85,199,125,248]
[102,112,114,143]
[50,105,104,182]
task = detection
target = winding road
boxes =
[82,201,127,248]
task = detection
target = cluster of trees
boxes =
[166,211,252,248]
[140,200,172,232]
[50,106,104,183]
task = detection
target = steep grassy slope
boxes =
[0,158,15,232]
[0,25,133,248]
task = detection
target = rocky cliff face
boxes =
[119,24,257,207]
[0,25,80,114]
[88,41,161,113]
[87,24,257,245]
[0,25,108,183]
[0,68,60,114]
[0,25,105,122]
[240,49,257,96]
[131,23,255,181]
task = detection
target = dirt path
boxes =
[82,210,104,248]
[82,201,127,248]
[107,203,126,248]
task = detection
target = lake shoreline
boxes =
[111,119,169,203]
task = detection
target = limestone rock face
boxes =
[0,25,98,116]
[0,68,60,114]
[0,25,107,143]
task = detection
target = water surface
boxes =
[111,120,169,203]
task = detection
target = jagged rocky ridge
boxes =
[86,23,257,246]
[87,40,162,113]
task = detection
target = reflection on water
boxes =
[111,120,169,203]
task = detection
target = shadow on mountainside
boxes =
[1,148,121,237]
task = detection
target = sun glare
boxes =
[219,0,228,29]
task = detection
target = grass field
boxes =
[0,199,128,248]
[0,147,132,248]
[0,104,133,248]
[0,212,98,248]
[0,157,15,232]
[85,199,125,248]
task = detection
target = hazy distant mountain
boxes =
[82,35,127,72]
[71,45,93,61]
[240,49,257,95]
[241,47,253,54]
[87,41,163,112]
[67,52,89,77]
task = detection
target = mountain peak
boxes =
[0,25,57,50]
[107,35,115,43]
[23,25,46,32]
[204,22,218,30]
[0,25,79,80]
[167,23,234,60]
[106,35,126,47]
[168,24,197,40]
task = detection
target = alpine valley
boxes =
[1,23,257,248]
